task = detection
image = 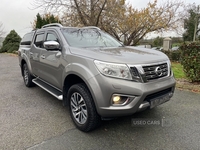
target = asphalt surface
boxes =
[0,53,200,150]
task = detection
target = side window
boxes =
[21,32,34,45]
[34,33,44,48]
[46,33,59,42]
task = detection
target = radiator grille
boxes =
[142,63,168,81]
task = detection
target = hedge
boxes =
[180,42,200,82]
[162,50,181,62]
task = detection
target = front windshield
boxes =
[61,28,122,48]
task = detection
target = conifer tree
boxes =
[33,13,61,29]
[0,30,21,53]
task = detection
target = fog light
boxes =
[111,94,135,106]
[113,96,121,103]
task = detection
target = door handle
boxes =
[41,55,45,59]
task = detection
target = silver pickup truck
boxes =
[18,23,176,132]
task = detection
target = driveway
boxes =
[0,53,199,150]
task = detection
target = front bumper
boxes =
[88,74,176,117]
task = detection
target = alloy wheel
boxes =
[70,92,88,125]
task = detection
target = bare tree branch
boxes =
[95,0,107,26]
[0,22,5,37]
[32,0,184,45]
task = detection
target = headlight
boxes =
[167,60,173,76]
[94,60,132,80]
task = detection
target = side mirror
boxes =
[43,41,60,51]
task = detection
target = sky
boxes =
[0,0,199,38]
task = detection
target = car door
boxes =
[39,30,63,89]
[30,32,45,77]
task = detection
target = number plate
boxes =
[150,94,170,109]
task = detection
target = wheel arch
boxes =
[20,59,26,76]
[63,74,98,111]
[20,53,33,76]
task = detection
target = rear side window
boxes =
[34,33,45,48]
[20,32,34,45]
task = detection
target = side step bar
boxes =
[32,78,63,100]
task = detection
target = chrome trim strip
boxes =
[139,102,150,109]
[128,60,170,83]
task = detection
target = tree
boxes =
[102,0,183,45]
[33,0,183,45]
[0,30,21,53]
[32,13,61,29]
[0,22,5,37]
[183,4,200,42]
[35,13,43,29]
[153,36,163,47]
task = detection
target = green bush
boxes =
[171,50,181,62]
[162,50,181,62]
[180,42,200,82]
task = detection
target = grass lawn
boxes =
[171,62,186,79]
[171,62,200,93]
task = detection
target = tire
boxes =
[22,63,35,87]
[68,83,101,132]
